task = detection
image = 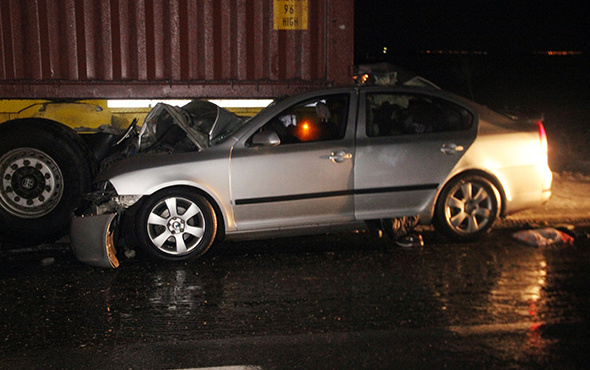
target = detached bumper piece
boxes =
[70,213,120,268]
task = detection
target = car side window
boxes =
[256,94,349,145]
[366,93,472,137]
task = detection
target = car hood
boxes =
[96,144,232,184]
[139,100,245,153]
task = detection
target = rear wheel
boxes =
[0,119,96,244]
[433,174,500,241]
[136,188,217,262]
[0,147,64,218]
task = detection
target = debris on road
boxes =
[512,227,575,247]
[41,257,55,266]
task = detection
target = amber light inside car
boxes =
[296,119,320,141]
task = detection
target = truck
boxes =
[0,0,354,245]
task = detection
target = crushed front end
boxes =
[69,99,242,267]
[70,182,141,268]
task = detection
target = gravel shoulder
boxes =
[504,171,590,226]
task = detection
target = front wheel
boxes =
[135,188,217,262]
[433,174,500,241]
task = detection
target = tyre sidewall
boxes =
[135,188,217,262]
[0,120,95,244]
[434,174,499,241]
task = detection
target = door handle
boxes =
[441,143,465,155]
[329,151,353,163]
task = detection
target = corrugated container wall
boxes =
[0,0,353,99]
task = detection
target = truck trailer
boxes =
[0,0,354,244]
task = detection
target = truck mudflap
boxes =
[70,213,120,268]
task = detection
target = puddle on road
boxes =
[1,229,589,361]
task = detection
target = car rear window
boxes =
[366,93,472,137]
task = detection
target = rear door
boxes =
[230,92,356,231]
[354,90,477,220]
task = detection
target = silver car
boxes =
[71,85,552,267]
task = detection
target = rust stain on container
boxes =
[0,0,353,99]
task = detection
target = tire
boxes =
[433,174,500,241]
[135,188,217,262]
[0,119,96,244]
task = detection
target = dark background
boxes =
[355,1,589,55]
[354,0,590,172]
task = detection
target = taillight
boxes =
[537,120,548,155]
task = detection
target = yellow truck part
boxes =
[0,99,260,131]
[0,98,263,245]
[0,99,150,131]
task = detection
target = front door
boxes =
[230,93,356,231]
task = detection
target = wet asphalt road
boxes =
[1,223,590,369]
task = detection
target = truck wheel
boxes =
[135,188,217,262]
[0,119,96,244]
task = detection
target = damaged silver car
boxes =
[71,83,552,268]
[71,99,243,267]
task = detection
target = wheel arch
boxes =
[433,169,507,220]
[3,117,80,136]
[0,117,98,172]
[135,184,227,241]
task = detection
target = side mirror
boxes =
[251,131,281,147]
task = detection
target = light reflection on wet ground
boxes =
[1,226,589,367]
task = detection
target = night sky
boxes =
[355,0,590,58]
[354,0,590,167]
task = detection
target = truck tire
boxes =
[0,119,96,244]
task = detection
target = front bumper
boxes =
[70,213,120,268]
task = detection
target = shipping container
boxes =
[0,0,354,99]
